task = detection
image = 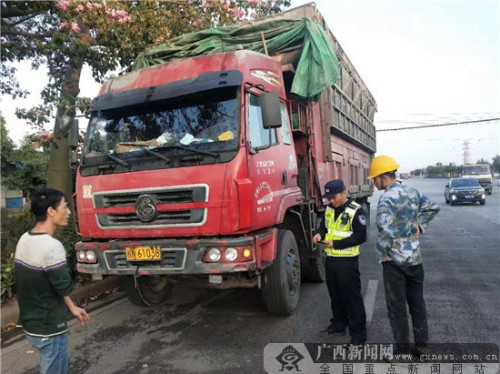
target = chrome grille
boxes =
[93,186,207,208]
[93,185,208,229]
[97,209,205,227]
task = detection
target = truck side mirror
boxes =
[257,92,281,129]
[69,119,79,148]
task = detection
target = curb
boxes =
[1,276,121,330]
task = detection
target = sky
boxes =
[1,0,499,173]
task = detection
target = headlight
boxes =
[208,248,221,262]
[224,248,238,262]
[86,250,96,263]
[77,251,86,262]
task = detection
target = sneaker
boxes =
[320,324,346,336]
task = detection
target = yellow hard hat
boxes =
[368,155,400,179]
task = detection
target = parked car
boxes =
[444,178,486,206]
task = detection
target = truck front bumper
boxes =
[76,237,258,276]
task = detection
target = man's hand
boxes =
[313,233,321,243]
[71,306,90,326]
[64,296,90,326]
[414,222,421,239]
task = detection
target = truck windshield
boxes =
[462,165,490,174]
[82,88,238,162]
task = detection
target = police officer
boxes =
[368,155,440,356]
[313,179,368,344]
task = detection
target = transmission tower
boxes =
[462,139,471,165]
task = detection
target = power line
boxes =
[376,118,500,132]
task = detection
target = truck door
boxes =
[246,92,298,228]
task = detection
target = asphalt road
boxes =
[2,178,499,374]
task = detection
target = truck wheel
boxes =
[304,245,326,283]
[487,190,492,195]
[121,275,172,307]
[480,200,486,205]
[262,229,301,315]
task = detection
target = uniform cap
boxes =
[323,179,346,199]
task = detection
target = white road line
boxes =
[364,279,378,323]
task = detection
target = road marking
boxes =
[364,279,378,322]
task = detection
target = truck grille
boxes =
[93,185,208,229]
[104,249,186,270]
[97,209,205,227]
[93,186,207,208]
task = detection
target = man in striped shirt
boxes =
[14,188,90,374]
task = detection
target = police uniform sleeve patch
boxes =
[358,215,367,226]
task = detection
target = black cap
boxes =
[323,179,346,199]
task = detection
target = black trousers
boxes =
[325,256,367,342]
[382,261,428,348]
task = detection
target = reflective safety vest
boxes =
[324,201,361,257]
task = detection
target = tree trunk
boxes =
[47,62,83,201]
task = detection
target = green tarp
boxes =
[132,19,340,101]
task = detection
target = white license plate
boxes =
[209,275,223,284]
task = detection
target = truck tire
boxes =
[304,246,326,283]
[480,200,486,205]
[261,229,301,315]
[121,275,172,307]
[487,189,492,195]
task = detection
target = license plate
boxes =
[209,275,223,284]
[465,195,475,199]
[125,246,161,261]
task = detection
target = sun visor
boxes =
[90,70,243,112]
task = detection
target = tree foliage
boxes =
[414,157,500,178]
[0,117,17,178]
[1,124,50,193]
[1,0,291,128]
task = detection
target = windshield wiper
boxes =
[105,153,129,167]
[159,144,218,158]
[141,147,171,164]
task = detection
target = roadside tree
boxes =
[1,0,290,197]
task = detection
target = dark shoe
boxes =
[412,345,429,360]
[320,324,346,336]
[383,354,394,363]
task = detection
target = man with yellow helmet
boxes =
[368,155,440,356]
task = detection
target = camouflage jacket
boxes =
[376,182,440,266]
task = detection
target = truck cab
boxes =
[75,4,377,315]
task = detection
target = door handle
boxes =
[281,170,288,185]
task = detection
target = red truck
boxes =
[75,4,377,315]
